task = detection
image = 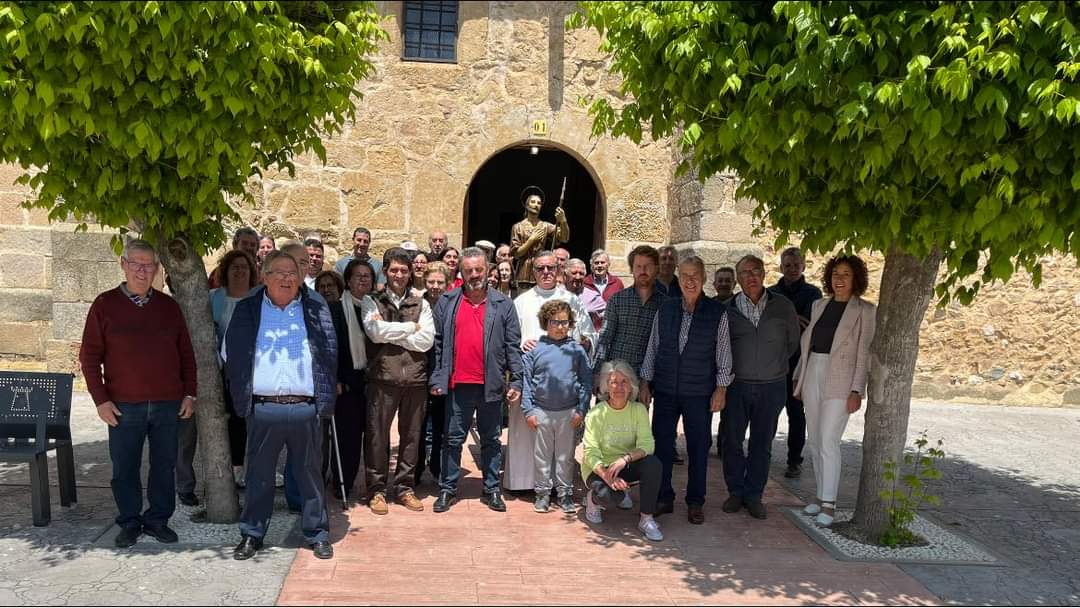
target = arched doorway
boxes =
[463,142,604,261]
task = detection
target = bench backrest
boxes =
[0,372,74,444]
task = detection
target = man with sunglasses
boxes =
[79,239,197,548]
[506,251,598,493]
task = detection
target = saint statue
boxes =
[510,189,570,287]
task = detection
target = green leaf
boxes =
[36,81,54,106]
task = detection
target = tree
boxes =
[569,1,1080,538]
[0,1,386,522]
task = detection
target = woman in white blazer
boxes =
[792,255,876,526]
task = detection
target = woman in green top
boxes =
[583,360,664,542]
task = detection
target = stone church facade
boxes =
[0,1,1076,405]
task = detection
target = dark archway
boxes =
[464,143,603,260]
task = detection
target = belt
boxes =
[253,395,315,405]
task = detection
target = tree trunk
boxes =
[159,235,240,523]
[852,246,942,538]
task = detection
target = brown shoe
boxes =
[398,490,424,512]
[369,493,389,515]
[688,504,705,525]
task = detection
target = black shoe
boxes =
[143,524,179,544]
[653,501,674,517]
[433,490,456,513]
[310,540,334,559]
[688,504,705,525]
[287,504,302,514]
[233,535,263,560]
[722,495,744,513]
[178,492,200,507]
[114,526,141,548]
[481,491,507,512]
[784,464,802,478]
[746,499,768,520]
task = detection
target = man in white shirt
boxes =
[360,248,435,515]
[304,237,325,291]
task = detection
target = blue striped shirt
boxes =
[252,293,315,397]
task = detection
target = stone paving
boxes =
[0,392,1076,605]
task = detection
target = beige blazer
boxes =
[793,296,876,402]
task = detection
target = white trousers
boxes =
[802,353,851,503]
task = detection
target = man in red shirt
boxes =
[428,247,523,513]
[79,239,197,549]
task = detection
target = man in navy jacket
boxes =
[429,247,524,513]
[223,250,338,560]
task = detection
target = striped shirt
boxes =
[735,290,769,328]
[119,282,152,308]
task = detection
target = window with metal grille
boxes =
[402,0,458,63]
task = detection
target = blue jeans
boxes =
[108,401,181,530]
[722,380,787,501]
[652,392,713,506]
[439,384,503,495]
[240,403,328,543]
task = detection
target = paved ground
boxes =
[1,392,1076,605]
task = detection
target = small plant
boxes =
[879,431,945,547]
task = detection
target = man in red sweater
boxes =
[79,239,197,549]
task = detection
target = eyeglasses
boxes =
[547,319,571,328]
[123,258,157,273]
[267,270,299,280]
[738,268,765,278]
[534,264,557,273]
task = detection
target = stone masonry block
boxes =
[52,302,91,341]
[0,322,47,357]
[0,289,52,323]
[0,254,47,288]
[0,226,50,254]
[50,230,117,263]
[53,259,123,303]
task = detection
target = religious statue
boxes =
[510,187,570,287]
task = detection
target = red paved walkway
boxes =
[278,441,937,605]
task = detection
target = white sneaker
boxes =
[638,517,663,541]
[815,512,834,527]
[585,490,604,524]
[275,472,285,488]
[617,492,633,510]
[803,503,821,515]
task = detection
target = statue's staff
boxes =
[548,176,567,251]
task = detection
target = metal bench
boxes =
[0,372,77,526]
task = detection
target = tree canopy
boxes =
[569,1,1080,302]
[0,0,386,250]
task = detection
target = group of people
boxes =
[78,222,875,561]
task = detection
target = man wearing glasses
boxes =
[223,250,338,560]
[506,251,597,494]
[79,239,197,548]
[720,255,800,520]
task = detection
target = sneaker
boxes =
[398,491,424,512]
[803,502,821,516]
[558,494,577,514]
[275,472,285,488]
[638,517,664,542]
[584,490,603,524]
[617,492,633,510]
[369,493,389,515]
[815,512,834,527]
[533,494,551,513]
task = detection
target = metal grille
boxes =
[403,0,458,62]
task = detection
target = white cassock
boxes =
[504,286,597,491]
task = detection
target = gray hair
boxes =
[736,254,765,274]
[534,249,555,261]
[596,360,640,403]
[566,258,587,271]
[678,254,706,276]
[123,238,157,262]
[460,246,489,267]
[590,249,609,264]
[232,227,258,247]
[261,249,299,274]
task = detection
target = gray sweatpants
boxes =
[532,408,576,497]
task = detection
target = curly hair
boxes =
[314,270,344,298]
[822,254,869,297]
[218,250,257,290]
[537,300,575,330]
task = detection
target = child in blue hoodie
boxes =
[522,300,594,513]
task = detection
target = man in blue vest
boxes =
[638,255,733,525]
[223,250,338,560]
